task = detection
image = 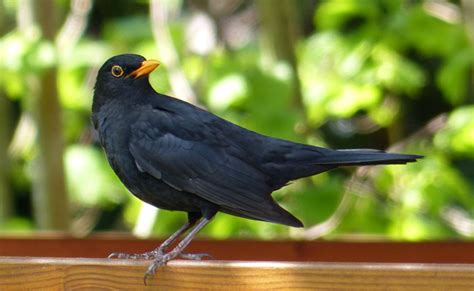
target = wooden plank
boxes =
[1,236,474,263]
[0,257,473,289]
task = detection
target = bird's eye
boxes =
[111,65,124,78]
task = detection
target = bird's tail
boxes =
[271,146,422,185]
[314,149,422,166]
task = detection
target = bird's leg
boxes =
[144,216,213,284]
[108,212,201,260]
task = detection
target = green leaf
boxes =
[315,0,379,30]
[405,7,466,57]
[372,44,425,95]
[65,145,128,207]
[434,106,474,157]
[437,48,474,105]
[208,74,248,111]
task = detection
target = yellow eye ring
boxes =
[111,65,124,77]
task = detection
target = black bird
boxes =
[92,54,421,282]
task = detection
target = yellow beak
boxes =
[128,59,160,78]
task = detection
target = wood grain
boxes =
[0,257,473,290]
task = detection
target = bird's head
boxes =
[93,54,160,112]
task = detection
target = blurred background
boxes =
[0,0,472,241]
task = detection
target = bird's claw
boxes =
[108,250,162,260]
[108,252,130,259]
[143,253,172,285]
[179,252,213,260]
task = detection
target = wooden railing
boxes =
[1,235,474,263]
[1,257,473,289]
[1,236,474,289]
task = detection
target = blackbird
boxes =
[92,54,421,282]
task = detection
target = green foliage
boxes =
[65,145,128,207]
[0,0,473,241]
[288,175,345,226]
[0,217,33,232]
[437,49,474,105]
[435,106,474,157]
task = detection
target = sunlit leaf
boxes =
[208,74,248,111]
[65,145,128,207]
[437,49,474,105]
[434,106,474,157]
[315,0,379,30]
[372,44,425,95]
[405,6,466,57]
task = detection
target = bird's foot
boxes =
[108,247,211,261]
[143,251,212,285]
[107,249,163,260]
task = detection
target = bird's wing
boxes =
[128,107,300,225]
